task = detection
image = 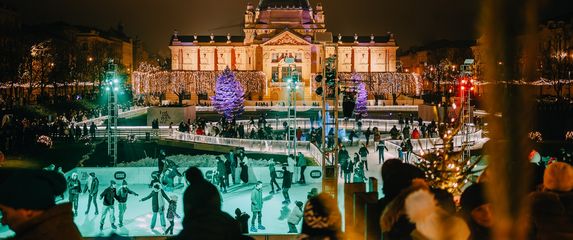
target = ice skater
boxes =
[358,143,369,171]
[287,201,304,233]
[164,195,180,235]
[67,172,81,216]
[376,140,389,164]
[84,172,99,215]
[115,180,139,227]
[140,182,170,230]
[268,161,281,194]
[216,156,228,193]
[297,152,307,184]
[99,180,118,230]
[227,150,237,185]
[250,181,265,232]
[282,166,292,204]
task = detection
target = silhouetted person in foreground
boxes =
[176,167,243,240]
[0,168,82,240]
[299,193,343,240]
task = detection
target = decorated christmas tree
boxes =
[211,67,245,121]
[354,81,368,118]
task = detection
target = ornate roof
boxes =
[258,0,311,10]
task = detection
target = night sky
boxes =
[3,0,572,55]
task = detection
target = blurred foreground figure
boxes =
[176,167,245,240]
[528,162,573,240]
[0,168,82,240]
[299,193,343,240]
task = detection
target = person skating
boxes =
[216,156,228,193]
[364,127,372,146]
[140,182,171,230]
[353,158,367,183]
[358,143,369,171]
[282,166,292,204]
[338,146,350,178]
[250,181,265,232]
[99,180,118,230]
[287,201,304,233]
[268,161,281,194]
[115,180,139,228]
[89,122,97,138]
[235,208,250,234]
[390,125,400,140]
[84,172,99,215]
[158,149,166,174]
[342,156,354,183]
[67,172,81,217]
[376,140,389,164]
[297,152,307,184]
[287,154,297,184]
[227,150,237,185]
[164,195,180,235]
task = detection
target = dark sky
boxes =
[3,0,572,56]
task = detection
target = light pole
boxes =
[286,61,298,156]
[105,60,120,166]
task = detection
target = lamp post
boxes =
[105,60,120,166]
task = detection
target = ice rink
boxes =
[0,143,392,238]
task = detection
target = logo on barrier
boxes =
[205,170,213,180]
[276,170,284,179]
[114,171,127,180]
[310,170,322,179]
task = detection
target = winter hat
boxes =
[382,161,425,201]
[543,162,573,192]
[89,172,96,177]
[405,189,470,240]
[460,183,488,214]
[110,180,116,185]
[122,180,128,186]
[0,168,66,210]
[296,201,304,208]
[301,193,342,238]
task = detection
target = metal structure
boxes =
[105,60,120,166]
[318,47,340,201]
[285,58,299,156]
[460,59,475,161]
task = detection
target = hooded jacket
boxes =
[251,187,263,212]
[10,203,82,240]
[100,186,117,206]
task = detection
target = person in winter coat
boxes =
[376,140,389,164]
[227,150,237,185]
[354,159,367,183]
[67,172,81,216]
[359,143,369,171]
[84,172,99,215]
[116,180,139,227]
[140,182,171,230]
[342,156,354,183]
[390,125,400,140]
[250,181,265,232]
[297,152,307,184]
[364,127,372,146]
[177,167,243,240]
[282,166,293,204]
[287,154,297,184]
[460,183,492,240]
[216,157,228,193]
[235,208,250,234]
[411,128,420,139]
[165,195,180,235]
[268,161,281,194]
[404,189,470,240]
[100,180,118,230]
[300,193,343,240]
[529,162,573,240]
[287,201,304,233]
[0,168,82,240]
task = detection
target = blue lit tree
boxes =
[211,67,245,121]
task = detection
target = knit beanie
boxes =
[301,193,342,238]
[543,162,573,192]
[460,183,488,214]
[0,168,66,210]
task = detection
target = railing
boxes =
[81,106,148,126]
[170,131,311,155]
[309,143,323,166]
[195,105,420,112]
[94,126,171,138]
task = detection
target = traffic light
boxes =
[315,74,323,96]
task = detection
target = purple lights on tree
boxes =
[354,76,368,119]
[211,67,245,121]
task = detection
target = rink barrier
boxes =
[66,166,324,185]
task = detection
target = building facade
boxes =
[169,0,398,101]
